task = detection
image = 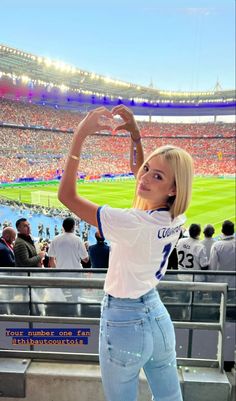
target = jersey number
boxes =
[155,243,172,280]
[178,250,194,268]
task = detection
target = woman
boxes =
[58,105,194,401]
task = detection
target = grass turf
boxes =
[0,176,235,236]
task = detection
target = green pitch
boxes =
[0,176,235,236]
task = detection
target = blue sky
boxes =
[1,0,235,91]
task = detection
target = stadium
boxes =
[0,44,235,234]
[0,43,235,401]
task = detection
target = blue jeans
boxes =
[99,288,183,401]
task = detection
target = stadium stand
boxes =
[0,98,235,182]
[0,44,235,401]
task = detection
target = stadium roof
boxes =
[0,44,235,116]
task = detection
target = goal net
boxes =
[31,191,63,208]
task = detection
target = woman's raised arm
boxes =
[111,105,144,176]
[58,107,112,226]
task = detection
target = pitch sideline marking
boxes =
[212,215,236,226]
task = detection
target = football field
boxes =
[0,176,235,236]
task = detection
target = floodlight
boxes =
[44,58,52,67]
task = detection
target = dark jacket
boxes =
[0,238,15,267]
[88,241,110,269]
[13,235,41,267]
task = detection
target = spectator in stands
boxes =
[58,105,194,401]
[88,231,110,268]
[0,227,16,267]
[14,218,45,267]
[176,224,209,273]
[201,224,215,259]
[48,217,89,269]
[209,220,235,271]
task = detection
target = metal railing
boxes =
[0,275,228,372]
[0,267,235,276]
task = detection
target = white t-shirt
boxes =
[176,237,209,270]
[48,232,88,269]
[97,206,185,298]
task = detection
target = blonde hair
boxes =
[133,145,194,219]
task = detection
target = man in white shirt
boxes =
[48,217,89,269]
[201,224,216,259]
[210,220,235,271]
[176,224,208,281]
[209,220,235,293]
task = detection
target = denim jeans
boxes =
[99,288,183,401]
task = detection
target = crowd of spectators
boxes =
[0,213,110,270]
[0,98,235,182]
[166,220,235,277]
[1,98,235,137]
[0,214,234,274]
[138,119,235,138]
[0,98,84,129]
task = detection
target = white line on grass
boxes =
[212,215,236,226]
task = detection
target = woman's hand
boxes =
[75,107,113,138]
[111,105,140,140]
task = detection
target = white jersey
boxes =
[201,238,216,260]
[176,237,209,271]
[209,235,235,271]
[97,205,185,298]
[48,232,88,269]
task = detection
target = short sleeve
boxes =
[97,206,141,246]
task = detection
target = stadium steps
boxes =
[0,360,232,401]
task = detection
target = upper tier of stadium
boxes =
[0,97,235,181]
[0,44,235,116]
